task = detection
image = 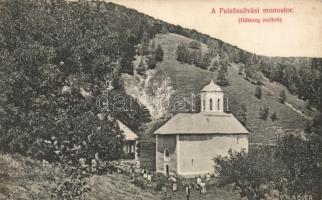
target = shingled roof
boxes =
[154,112,249,135]
[117,120,138,141]
[201,80,223,92]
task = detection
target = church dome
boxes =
[201,80,223,92]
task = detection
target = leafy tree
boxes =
[214,146,284,200]
[147,55,157,69]
[189,40,201,49]
[279,90,287,104]
[155,44,164,62]
[176,43,189,63]
[140,31,150,56]
[238,103,247,125]
[210,60,220,71]
[276,133,321,199]
[217,67,229,87]
[259,106,269,120]
[254,86,262,99]
[238,64,244,75]
[136,59,146,75]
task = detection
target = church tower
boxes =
[200,80,224,113]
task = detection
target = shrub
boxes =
[279,90,286,104]
[270,112,278,121]
[189,40,201,49]
[238,104,247,125]
[133,176,146,188]
[153,173,169,191]
[136,60,146,75]
[155,44,164,62]
[147,56,157,69]
[255,86,262,99]
[259,106,269,120]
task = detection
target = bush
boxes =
[133,176,146,188]
[279,90,286,104]
[270,112,278,121]
[189,40,201,49]
[259,106,269,120]
[238,104,247,125]
[136,60,146,75]
[255,86,262,99]
[153,173,169,191]
[155,44,164,62]
[147,56,157,69]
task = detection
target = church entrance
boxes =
[164,164,169,176]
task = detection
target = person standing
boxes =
[161,184,167,200]
[185,184,191,200]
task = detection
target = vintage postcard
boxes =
[0,0,321,199]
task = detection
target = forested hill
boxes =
[100,1,321,111]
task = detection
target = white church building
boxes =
[154,80,249,176]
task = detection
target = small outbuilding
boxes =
[118,120,139,160]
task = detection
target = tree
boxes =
[259,106,269,120]
[189,40,201,49]
[217,67,229,87]
[210,60,220,72]
[214,147,284,200]
[270,112,278,121]
[176,43,189,63]
[238,64,244,75]
[155,44,164,62]
[147,55,157,69]
[254,86,262,99]
[136,59,146,75]
[0,0,130,198]
[279,90,287,104]
[238,103,247,125]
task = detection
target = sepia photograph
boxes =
[0,0,321,199]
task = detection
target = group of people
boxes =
[161,172,212,200]
[128,166,213,200]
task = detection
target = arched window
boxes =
[203,99,206,110]
[209,98,213,110]
[217,99,220,110]
[164,148,170,161]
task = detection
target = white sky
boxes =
[109,0,322,58]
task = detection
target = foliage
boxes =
[176,43,212,69]
[214,147,284,200]
[254,86,262,99]
[215,132,322,200]
[155,44,164,62]
[275,133,322,199]
[259,106,269,120]
[189,40,201,49]
[136,59,146,76]
[237,104,247,125]
[153,173,169,191]
[147,55,157,69]
[279,90,287,104]
[217,66,229,87]
[270,112,278,121]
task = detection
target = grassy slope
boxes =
[0,153,243,200]
[153,33,311,144]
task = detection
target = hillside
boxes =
[0,153,244,200]
[146,33,312,144]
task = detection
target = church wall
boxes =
[177,134,248,176]
[156,135,177,175]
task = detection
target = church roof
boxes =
[154,112,249,135]
[117,120,138,141]
[201,80,223,92]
